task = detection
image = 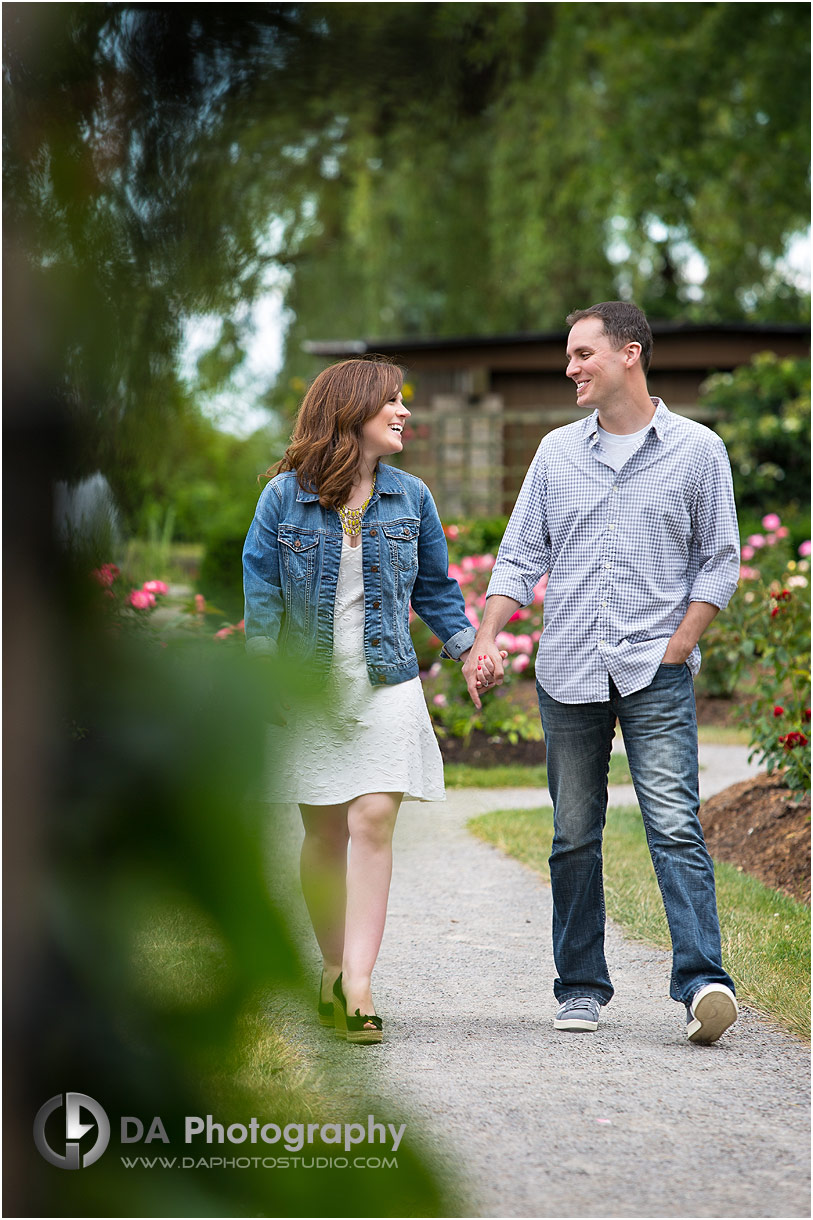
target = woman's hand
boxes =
[462,645,508,710]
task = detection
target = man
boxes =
[463,301,740,1044]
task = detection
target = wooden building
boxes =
[304,323,809,518]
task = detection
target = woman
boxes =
[242,358,483,1044]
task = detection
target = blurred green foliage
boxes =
[199,529,250,621]
[8,558,451,1217]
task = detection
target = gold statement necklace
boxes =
[337,471,376,537]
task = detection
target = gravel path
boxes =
[267,746,810,1218]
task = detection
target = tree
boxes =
[5,2,809,489]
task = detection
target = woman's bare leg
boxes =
[299,802,350,1001]
[342,791,402,1016]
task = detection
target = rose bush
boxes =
[714,518,811,794]
[91,563,243,644]
[413,542,547,744]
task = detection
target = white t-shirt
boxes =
[596,422,652,472]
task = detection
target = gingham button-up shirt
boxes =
[487,399,740,703]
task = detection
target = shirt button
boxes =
[369,528,377,537]
[604,563,611,570]
[371,564,379,572]
[602,601,608,607]
[608,523,616,530]
[612,486,619,493]
[372,600,380,609]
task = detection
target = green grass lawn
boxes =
[444,751,632,789]
[469,804,810,1040]
[697,724,750,745]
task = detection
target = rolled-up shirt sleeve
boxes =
[242,482,285,655]
[487,444,552,606]
[689,436,740,610]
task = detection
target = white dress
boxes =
[265,536,446,804]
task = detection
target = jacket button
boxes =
[371,564,379,572]
[378,675,387,683]
[369,528,377,537]
[294,539,301,549]
[371,638,380,646]
[372,600,380,609]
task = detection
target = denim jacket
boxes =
[242,464,476,685]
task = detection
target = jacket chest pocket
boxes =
[381,522,419,571]
[278,528,320,583]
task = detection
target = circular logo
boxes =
[33,1093,110,1169]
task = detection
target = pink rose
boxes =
[464,604,481,628]
[129,589,156,610]
[761,513,781,531]
[799,541,812,557]
[746,534,765,549]
[511,654,531,673]
[775,526,789,539]
[432,693,447,707]
[143,580,168,595]
[740,545,755,561]
[739,566,760,581]
[92,563,120,587]
[214,626,233,639]
[195,594,206,614]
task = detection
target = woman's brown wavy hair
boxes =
[271,358,404,509]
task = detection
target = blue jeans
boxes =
[537,664,735,1007]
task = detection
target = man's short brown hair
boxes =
[566,301,653,375]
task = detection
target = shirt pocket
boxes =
[381,521,419,571]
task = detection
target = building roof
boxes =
[303,320,809,358]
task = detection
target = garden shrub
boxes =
[199,530,246,620]
[700,353,810,515]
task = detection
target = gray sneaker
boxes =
[686,984,738,1044]
[554,996,600,1031]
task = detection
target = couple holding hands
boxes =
[242,301,740,1048]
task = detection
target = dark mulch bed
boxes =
[438,691,737,769]
[439,731,546,768]
[700,772,811,906]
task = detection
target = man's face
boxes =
[565,316,630,409]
